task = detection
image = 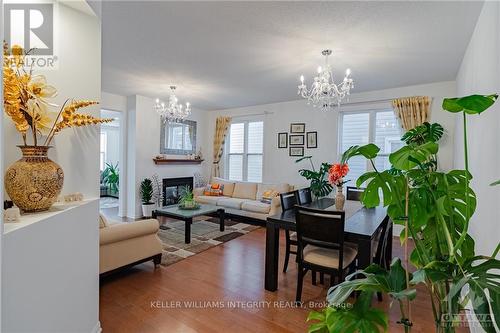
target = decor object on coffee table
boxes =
[140,178,155,218]
[3,43,112,212]
[178,185,196,208]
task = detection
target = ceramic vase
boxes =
[4,146,64,212]
[335,185,345,211]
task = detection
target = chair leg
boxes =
[377,292,383,302]
[283,230,291,273]
[312,270,317,285]
[320,272,324,285]
[296,265,304,303]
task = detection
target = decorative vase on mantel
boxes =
[335,185,345,211]
[4,146,64,212]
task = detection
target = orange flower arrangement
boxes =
[3,42,112,146]
[328,163,349,186]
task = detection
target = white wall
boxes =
[3,1,101,200]
[102,125,120,166]
[126,95,209,217]
[203,81,456,188]
[454,1,500,258]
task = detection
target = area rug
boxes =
[157,217,260,266]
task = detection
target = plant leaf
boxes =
[443,94,498,114]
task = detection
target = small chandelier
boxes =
[154,85,191,121]
[298,49,354,110]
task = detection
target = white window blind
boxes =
[339,108,402,185]
[226,120,264,182]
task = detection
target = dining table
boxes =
[265,198,391,291]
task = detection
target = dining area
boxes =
[265,187,393,302]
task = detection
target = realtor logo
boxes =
[4,3,53,55]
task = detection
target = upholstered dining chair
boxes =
[280,191,298,273]
[295,206,358,302]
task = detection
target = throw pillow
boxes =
[261,189,279,204]
[203,183,224,196]
[99,214,108,228]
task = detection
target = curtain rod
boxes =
[230,111,274,118]
[340,98,394,107]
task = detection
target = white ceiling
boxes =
[101,1,483,111]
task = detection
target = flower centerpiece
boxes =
[328,162,349,210]
[3,43,112,212]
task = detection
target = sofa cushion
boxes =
[216,198,249,209]
[100,219,160,246]
[232,182,258,200]
[256,183,290,200]
[195,195,228,205]
[212,177,236,197]
[241,201,271,214]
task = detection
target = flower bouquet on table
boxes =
[3,43,113,212]
[328,163,349,210]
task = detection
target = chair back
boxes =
[374,218,392,269]
[280,191,298,211]
[346,186,365,201]
[295,206,346,257]
[296,187,313,205]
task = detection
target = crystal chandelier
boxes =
[154,86,191,121]
[298,49,354,110]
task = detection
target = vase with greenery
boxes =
[307,94,499,333]
[3,43,112,212]
[296,156,333,199]
[178,186,196,208]
[140,178,155,217]
[102,162,119,195]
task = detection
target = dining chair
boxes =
[372,218,393,301]
[295,206,358,302]
[296,187,313,205]
[280,191,298,273]
[346,186,365,201]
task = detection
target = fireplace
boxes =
[162,177,194,206]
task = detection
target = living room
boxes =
[1,1,499,333]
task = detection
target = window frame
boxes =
[224,118,264,182]
[338,105,402,174]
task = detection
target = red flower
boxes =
[328,163,349,185]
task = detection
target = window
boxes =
[100,132,107,171]
[225,120,264,182]
[339,109,403,184]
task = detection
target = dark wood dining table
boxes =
[265,198,391,291]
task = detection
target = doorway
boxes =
[99,110,121,214]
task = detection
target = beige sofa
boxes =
[99,217,163,275]
[194,177,292,222]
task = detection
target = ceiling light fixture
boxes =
[154,86,191,121]
[298,49,354,110]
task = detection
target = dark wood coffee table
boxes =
[152,204,225,243]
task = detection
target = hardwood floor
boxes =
[99,225,466,333]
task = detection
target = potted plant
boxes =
[307,94,500,333]
[296,156,333,199]
[140,178,155,218]
[102,162,119,196]
[3,43,112,212]
[178,186,196,208]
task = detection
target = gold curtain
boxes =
[392,96,431,131]
[212,116,232,177]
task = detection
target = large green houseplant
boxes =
[308,94,499,333]
[296,156,333,199]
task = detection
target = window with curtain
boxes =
[225,119,264,182]
[339,109,403,184]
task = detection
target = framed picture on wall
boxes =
[290,123,305,133]
[306,131,318,148]
[278,132,288,148]
[289,134,305,146]
[289,146,304,157]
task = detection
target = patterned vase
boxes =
[335,185,345,211]
[4,146,64,212]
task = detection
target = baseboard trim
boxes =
[91,321,102,333]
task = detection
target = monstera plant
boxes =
[308,94,499,333]
[296,156,333,199]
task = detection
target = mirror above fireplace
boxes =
[160,120,197,155]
